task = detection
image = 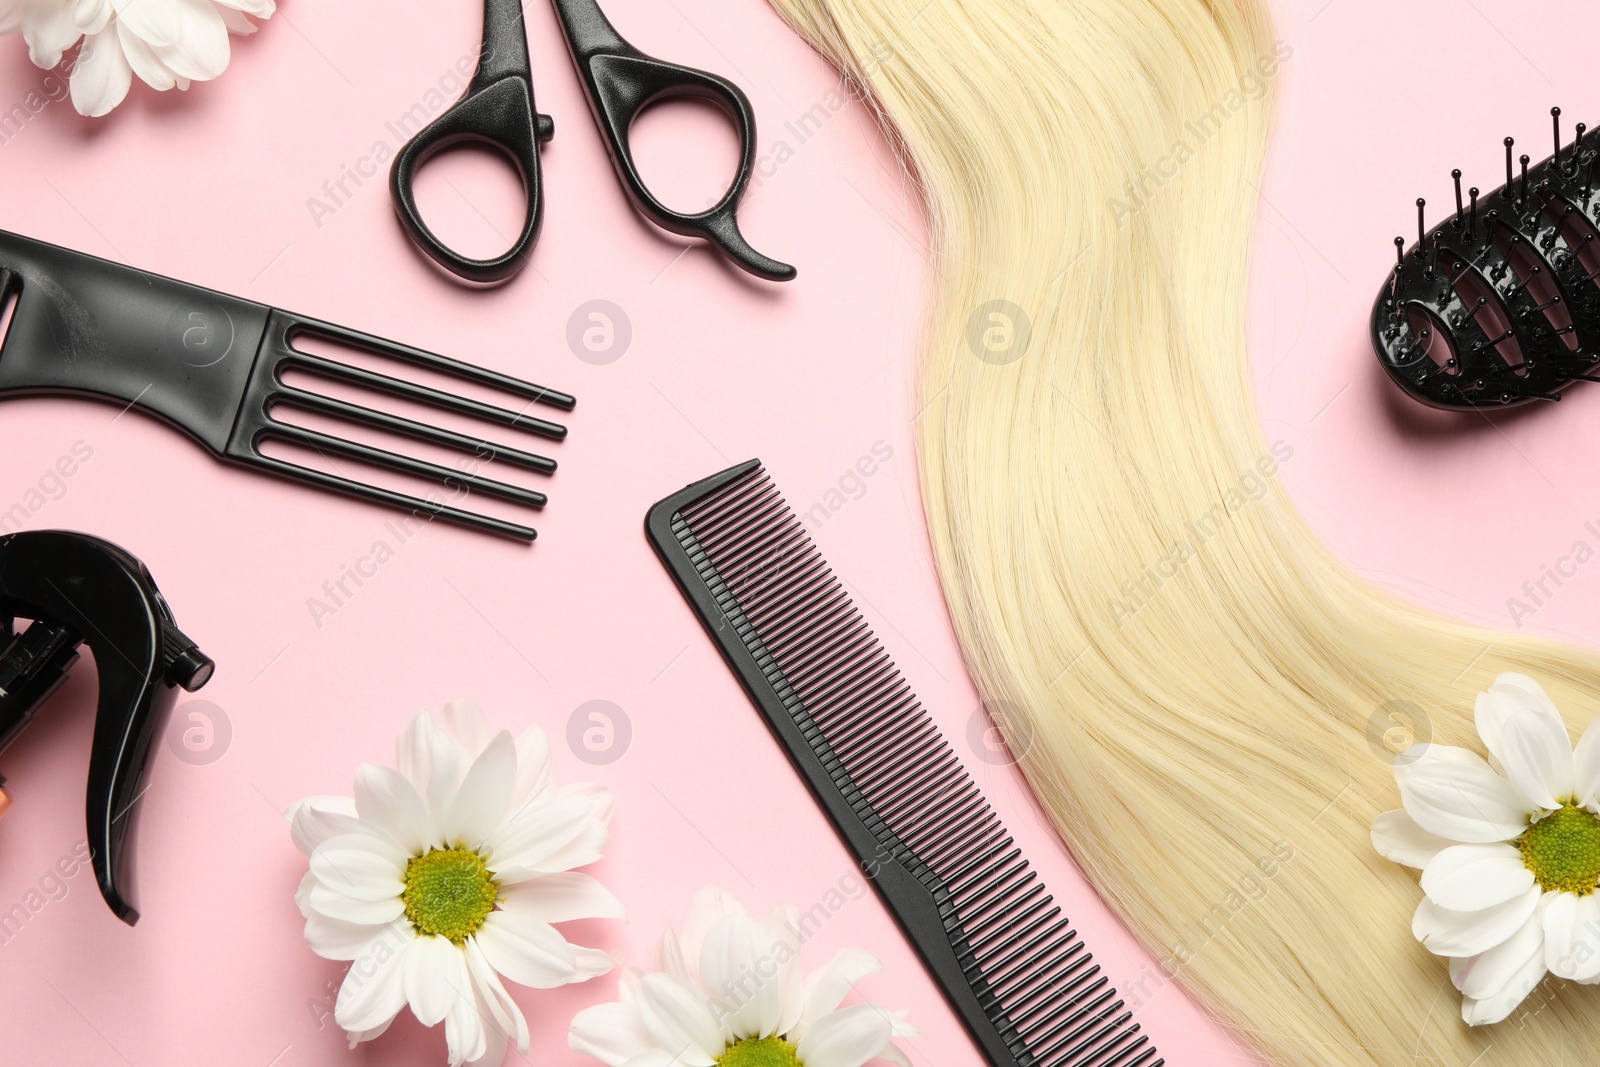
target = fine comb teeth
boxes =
[649,461,1161,1067]
[0,228,573,541]
[1373,106,1600,410]
[230,311,573,541]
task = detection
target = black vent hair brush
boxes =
[1372,107,1600,409]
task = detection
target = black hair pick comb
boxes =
[0,229,574,540]
[0,530,213,925]
[649,461,1161,1067]
[1372,107,1600,410]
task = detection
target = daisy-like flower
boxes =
[570,886,921,1067]
[0,0,273,117]
[290,701,622,1067]
[1372,673,1600,1025]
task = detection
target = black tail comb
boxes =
[1373,107,1600,409]
[0,229,573,540]
[648,461,1161,1067]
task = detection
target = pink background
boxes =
[0,0,1591,1062]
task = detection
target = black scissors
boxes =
[389,0,796,285]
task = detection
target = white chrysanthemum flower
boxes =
[1372,673,1600,1026]
[0,0,273,117]
[290,701,622,1067]
[570,886,921,1067]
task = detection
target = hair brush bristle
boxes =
[1373,107,1600,409]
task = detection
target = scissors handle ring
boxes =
[554,0,796,282]
[588,58,794,282]
[388,75,555,285]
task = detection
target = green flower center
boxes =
[718,1037,799,1067]
[1518,803,1600,895]
[401,847,498,943]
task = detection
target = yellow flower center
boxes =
[719,1037,800,1067]
[401,847,498,943]
[1518,802,1600,895]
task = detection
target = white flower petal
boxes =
[447,984,489,1066]
[1493,674,1562,719]
[1452,906,1545,999]
[406,934,467,1026]
[465,1032,508,1067]
[680,887,745,979]
[512,725,556,808]
[148,0,228,81]
[620,1052,681,1067]
[633,973,724,1067]
[24,0,83,68]
[399,710,441,791]
[344,1016,394,1047]
[497,820,610,881]
[474,909,581,989]
[762,905,806,1037]
[795,949,883,1040]
[72,0,111,35]
[793,1003,894,1067]
[209,0,272,14]
[1371,809,1455,869]
[404,713,468,824]
[499,872,626,924]
[658,927,691,982]
[1573,718,1600,809]
[0,0,23,34]
[700,910,784,1039]
[109,0,181,47]
[336,934,412,1032]
[1497,709,1574,811]
[466,939,530,1053]
[563,781,615,826]
[355,763,431,854]
[573,945,618,981]
[875,1044,912,1067]
[1420,844,1535,912]
[1394,743,1483,776]
[569,1002,656,1067]
[310,835,407,901]
[1476,676,1562,770]
[487,795,596,875]
[440,698,493,756]
[444,732,516,848]
[619,966,644,1001]
[287,796,362,857]
[1399,751,1532,842]
[1543,892,1600,980]
[425,736,468,826]
[304,909,408,962]
[213,4,255,33]
[69,28,131,116]
[1461,945,1548,1026]
[1413,885,1542,957]
[295,869,318,918]
[309,881,406,926]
